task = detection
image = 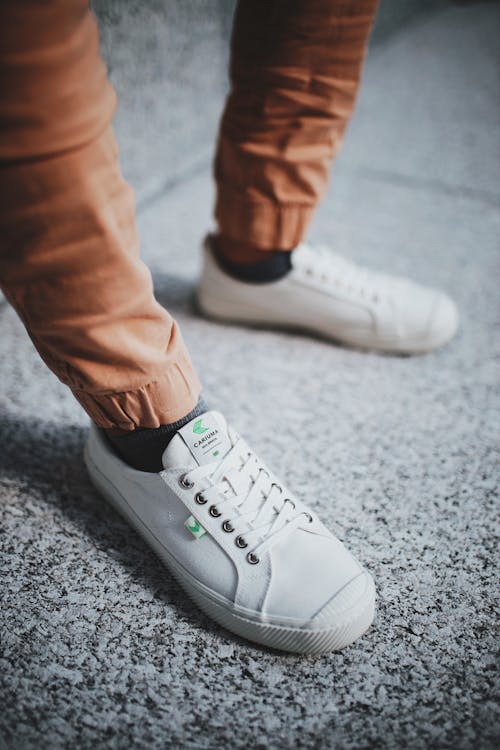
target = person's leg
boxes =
[214,0,379,263]
[0,0,202,448]
[199,0,458,353]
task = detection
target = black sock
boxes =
[105,397,209,472]
[216,249,292,283]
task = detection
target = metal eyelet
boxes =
[179,474,194,489]
[209,505,221,518]
[246,552,260,565]
[222,520,234,533]
[195,492,207,505]
[305,513,313,523]
[235,535,248,549]
[285,498,296,510]
[271,482,283,494]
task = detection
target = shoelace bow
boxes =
[295,243,391,302]
[180,433,311,563]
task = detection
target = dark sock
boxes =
[213,236,292,283]
[217,250,293,283]
[105,397,209,472]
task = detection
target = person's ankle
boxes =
[104,397,209,472]
[212,234,292,283]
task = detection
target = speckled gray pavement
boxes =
[1,4,499,749]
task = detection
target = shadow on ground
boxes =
[0,413,284,656]
[152,272,197,316]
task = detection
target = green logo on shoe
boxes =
[185,514,207,539]
[193,418,208,435]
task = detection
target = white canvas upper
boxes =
[84,410,375,653]
[197,236,459,353]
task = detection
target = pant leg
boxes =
[0,0,201,431]
[215,0,379,252]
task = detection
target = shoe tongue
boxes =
[161,411,233,470]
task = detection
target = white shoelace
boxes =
[294,242,391,303]
[179,433,311,564]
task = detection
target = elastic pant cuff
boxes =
[74,356,202,431]
[215,186,314,251]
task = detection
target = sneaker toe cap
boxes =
[311,571,375,628]
[427,292,459,343]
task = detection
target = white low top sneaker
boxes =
[198,235,459,354]
[85,410,375,654]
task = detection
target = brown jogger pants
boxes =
[0,0,378,431]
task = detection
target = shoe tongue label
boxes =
[178,412,232,466]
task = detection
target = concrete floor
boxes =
[1,3,499,749]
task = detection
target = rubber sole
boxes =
[197,295,458,356]
[84,437,376,655]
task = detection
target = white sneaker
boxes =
[84,410,375,654]
[198,235,459,354]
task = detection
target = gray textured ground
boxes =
[1,3,499,749]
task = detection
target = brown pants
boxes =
[0,0,378,431]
